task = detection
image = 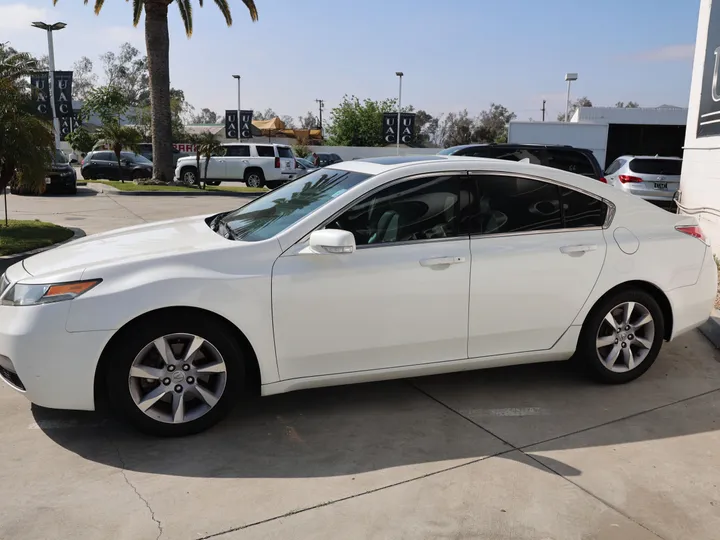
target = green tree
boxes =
[557,96,592,121]
[191,108,219,124]
[475,103,516,143]
[0,80,54,218]
[0,44,39,84]
[82,85,129,127]
[253,108,277,120]
[197,131,224,184]
[297,111,319,130]
[96,123,143,183]
[326,95,399,147]
[101,42,149,106]
[55,0,259,183]
[615,101,640,108]
[64,126,98,155]
[71,56,98,101]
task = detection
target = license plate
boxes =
[44,177,52,184]
[654,182,667,189]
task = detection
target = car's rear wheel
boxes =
[577,290,664,384]
[105,315,245,436]
[244,169,265,188]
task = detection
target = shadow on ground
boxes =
[33,343,720,480]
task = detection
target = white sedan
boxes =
[0,156,715,436]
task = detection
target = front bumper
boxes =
[0,302,113,411]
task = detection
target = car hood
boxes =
[22,215,228,278]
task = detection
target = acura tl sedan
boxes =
[0,156,715,436]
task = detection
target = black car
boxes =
[438,143,605,181]
[315,152,343,167]
[81,151,153,181]
[10,150,77,195]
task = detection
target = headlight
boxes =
[1,279,101,306]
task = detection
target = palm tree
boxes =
[197,132,224,185]
[0,43,38,83]
[97,123,142,183]
[55,1,259,184]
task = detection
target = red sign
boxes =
[173,143,198,153]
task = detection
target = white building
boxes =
[508,106,687,170]
[679,0,720,253]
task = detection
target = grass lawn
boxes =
[90,180,267,194]
[0,220,75,256]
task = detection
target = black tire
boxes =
[244,168,265,188]
[68,187,77,195]
[132,170,144,181]
[577,289,665,384]
[180,167,198,185]
[105,313,245,437]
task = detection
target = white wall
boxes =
[507,121,609,168]
[679,0,720,254]
[572,106,688,125]
[307,146,438,161]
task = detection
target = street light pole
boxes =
[564,72,578,123]
[32,21,67,149]
[232,75,241,140]
[315,99,324,139]
[395,72,403,155]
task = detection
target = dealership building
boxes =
[678,0,720,253]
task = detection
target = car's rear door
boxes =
[224,144,250,180]
[463,172,607,357]
[276,146,296,180]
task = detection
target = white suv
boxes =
[174,143,298,188]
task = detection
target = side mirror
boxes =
[304,229,355,255]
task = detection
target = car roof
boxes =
[618,155,682,161]
[443,143,590,152]
[222,142,290,147]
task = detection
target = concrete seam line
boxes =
[520,452,668,540]
[196,448,515,540]
[517,385,720,452]
[109,438,164,540]
[105,194,149,223]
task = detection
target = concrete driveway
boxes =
[1,189,720,540]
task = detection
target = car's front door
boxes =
[272,173,472,380]
[463,173,607,357]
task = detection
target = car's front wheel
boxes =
[180,167,198,185]
[577,290,665,384]
[105,314,245,436]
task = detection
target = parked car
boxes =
[604,155,681,205]
[439,143,605,181]
[314,152,343,167]
[0,155,715,436]
[295,157,319,178]
[175,143,298,188]
[136,143,190,168]
[11,150,78,195]
[81,151,153,181]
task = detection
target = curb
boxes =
[86,182,263,198]
[698,309,720,349]
[0,227,86,262]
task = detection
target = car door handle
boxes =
[419,256,466,267]
[560,244,597,254]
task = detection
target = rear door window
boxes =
[94,152,113,161]
[545,150,596,176]
[628,159,682,175]
[561,188,607,228]
[256,145,275,157]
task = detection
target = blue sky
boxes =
[1,0,700,122]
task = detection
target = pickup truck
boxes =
[174,143,298,188]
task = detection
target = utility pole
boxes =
[542,100,546,122]
[32,21,67,149]
[315,99,324,139]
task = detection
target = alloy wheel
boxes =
[183,171,196,184]
[246,174,262,188]
[595,301,655,373]
[128,333,227,424]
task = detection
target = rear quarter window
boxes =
[256,145,275,157]
[628,159,682,175]
[545,150,596,177]
[277,147,294,158]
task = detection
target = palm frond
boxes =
[93,0,105,15]
[131,0,144,26]
[241,0,259,21]
[213,0,233,26]
[177,0,193,36]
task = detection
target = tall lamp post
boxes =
[564,72,578,123]
[395,71,404,155]
[232,74,241,139]
[31,21,66,148]
[315,99,324,139]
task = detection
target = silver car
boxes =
[604,155,681,204]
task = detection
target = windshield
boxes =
[628,158,682,175]
[54,150,69,164]
[297,158,314,168]
[220,169,370,242]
